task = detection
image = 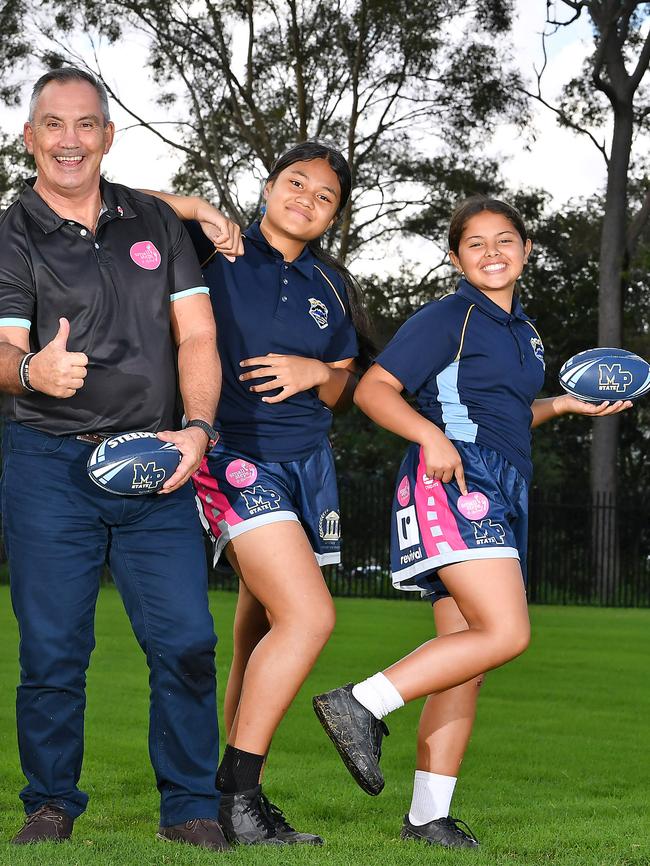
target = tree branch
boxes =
[629,26,650,91]
[518,82,609,165]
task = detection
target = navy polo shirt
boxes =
[0,178,207,435]
[376,278,546,482]
[187,220,358,461]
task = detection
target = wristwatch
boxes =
[185,419,220,449]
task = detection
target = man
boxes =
[0,67,239,850]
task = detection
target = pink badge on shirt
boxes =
[397,475,410,506]
[130,241,161,270]
[457,492,490,520]
[225,459,258,488]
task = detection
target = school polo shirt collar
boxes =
[19,176,137,235]
[243,220,316,280]
[457,278,531,323]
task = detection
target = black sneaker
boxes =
[157,818,231,851]
[401,814,479,848]
[219,785,285,845]
[11,804,74,844]
[260,793,324,845]
[312,683,389,796]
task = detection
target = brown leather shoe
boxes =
[11,803,74,844]
[157,817,231,851]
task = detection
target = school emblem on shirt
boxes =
[530,336,545,368]
[308,298,329,330]
[319,509,340,541]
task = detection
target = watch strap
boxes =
[185,418,219,449]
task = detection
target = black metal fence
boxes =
[526,489,650,606]
[208,480,650,607]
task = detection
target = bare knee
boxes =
[234,615,270,655]
[474,619,530,668]
[496,620,530,662]
[512,618,531,655]
[271,595,335,648]
[303,597,336,647]
[305,599,336,647]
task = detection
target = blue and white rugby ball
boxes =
[87,431,181,495]
[559,347,650,404]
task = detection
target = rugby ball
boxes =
[87,431,182,495]
[559,347,650,404]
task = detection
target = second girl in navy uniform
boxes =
[313,195,631,848]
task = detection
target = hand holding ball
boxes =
[87,432,182,495]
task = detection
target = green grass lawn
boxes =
[0,586,649,866]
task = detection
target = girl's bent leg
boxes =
[385,558,529,702]
[223,576,270,738]
[312,558,526,801]
[407,597,484,838]
[417,597,483,776]
[227,521,336,755]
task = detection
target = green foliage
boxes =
[0,134,35,208]
[20,0,526,262]
[331,408,404,481]
[549,2,650,141]
[0,587,649,865]
[525,194,650,495]
[0,0,31,107]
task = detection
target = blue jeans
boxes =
[2,421,219,826]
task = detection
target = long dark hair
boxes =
[266,141,376,368]
[448,195,529,254]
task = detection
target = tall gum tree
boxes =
[526,1,650,498]
[525,0,650,589]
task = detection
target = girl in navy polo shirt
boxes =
[313,196,631,848]
[157,142,373,846]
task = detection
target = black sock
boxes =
[217,745,265,794]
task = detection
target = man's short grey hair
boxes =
[28,67,111,125]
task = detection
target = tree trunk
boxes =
[590,103,633,597]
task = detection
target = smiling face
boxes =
[262,158,341,244]
[449,210,532,297]
[24,79,114,201]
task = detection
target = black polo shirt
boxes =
[0,178,207,435]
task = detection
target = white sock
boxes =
[352,672,404,720]
[408,770,457,825]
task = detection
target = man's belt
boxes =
[75,433,111,446]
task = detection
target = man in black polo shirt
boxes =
[0,68,232,851]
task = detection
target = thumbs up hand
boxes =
[28,318,89,398]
